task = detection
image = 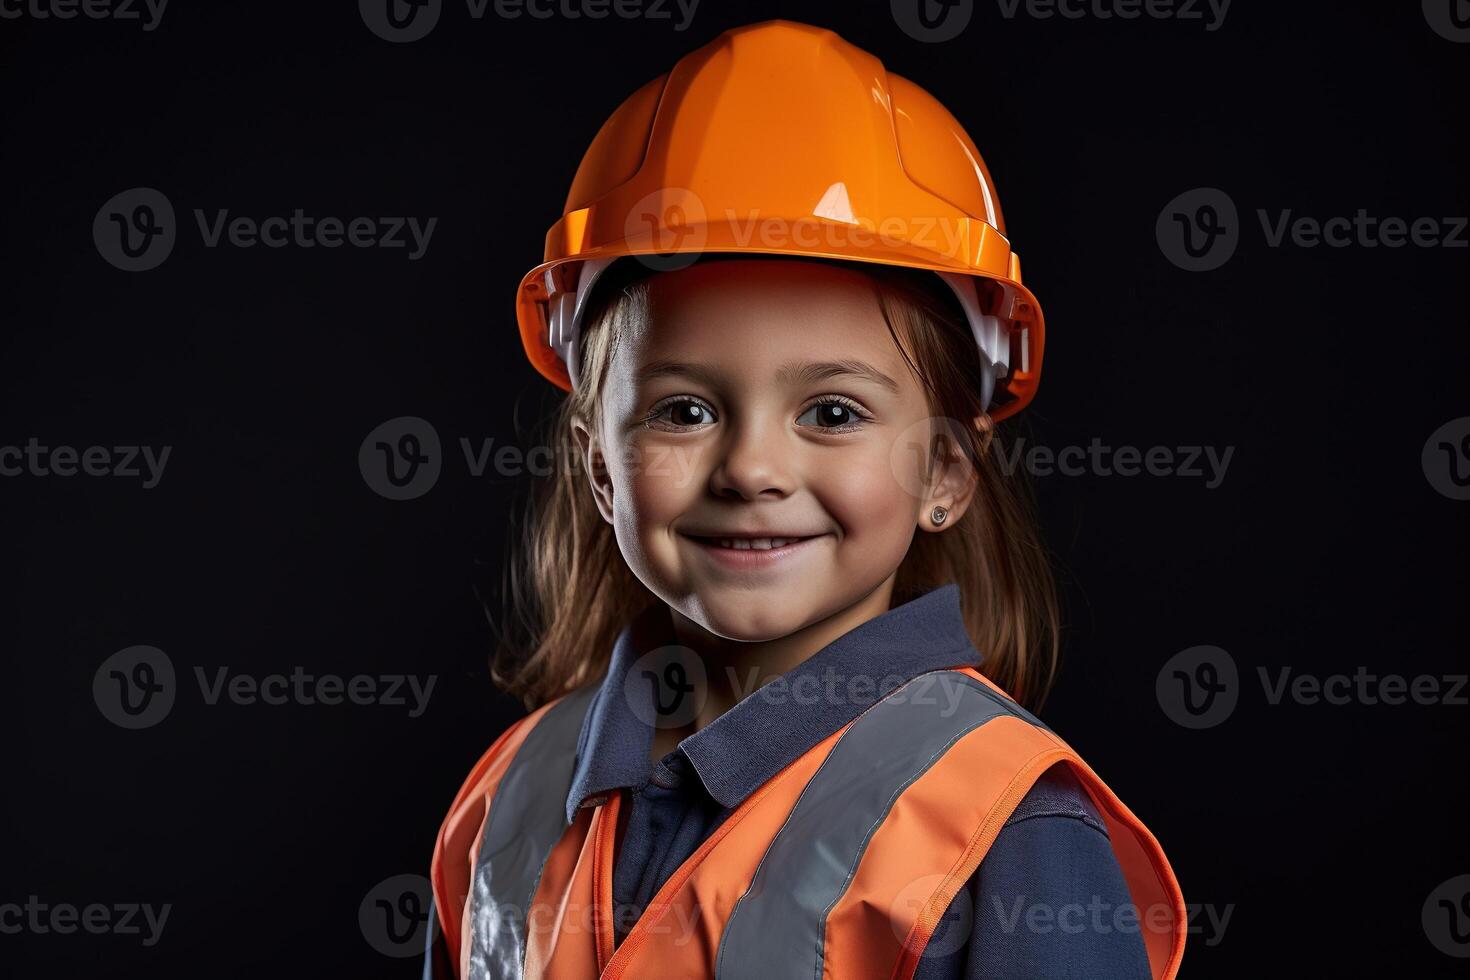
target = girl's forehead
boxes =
[612,274,919,401]
[593,258,936,414]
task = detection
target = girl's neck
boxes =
[664,572,898,732]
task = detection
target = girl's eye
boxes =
[645,396,870,431]
[646,397,716,430]
[796,397,871,432]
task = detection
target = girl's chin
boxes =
[669,593,815,644]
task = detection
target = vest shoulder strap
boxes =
[429,682,599,979]
[709,666,1185,980]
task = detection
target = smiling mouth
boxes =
[685,534,819,551]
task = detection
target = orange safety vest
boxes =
[428,666,1187,979]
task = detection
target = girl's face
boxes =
[575,258,975,643]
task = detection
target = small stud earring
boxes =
[931,505,948,526]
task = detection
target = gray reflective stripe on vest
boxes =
[466,682,599,980]
[423,896,444,980]
[715,671,1048,979]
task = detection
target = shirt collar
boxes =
[565,582,979,823]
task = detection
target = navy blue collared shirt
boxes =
[566,584,1152,978]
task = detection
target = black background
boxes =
[2,1,1467,977]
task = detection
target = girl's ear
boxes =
[919,415,990,532]
[571,416,616,525]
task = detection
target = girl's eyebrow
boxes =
[636,358,900,394]
[775,358,900,394]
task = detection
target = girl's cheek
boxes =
[631,429,715,476]
[813,445,918,541]
[614,440,704,524]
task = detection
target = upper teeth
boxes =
[715,537,801,550]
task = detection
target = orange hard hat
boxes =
[515,19,1045,419]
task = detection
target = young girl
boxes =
[427,19,1185,980]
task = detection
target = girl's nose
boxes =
[706,416,796,501]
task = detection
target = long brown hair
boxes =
[490,255,1060,711]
